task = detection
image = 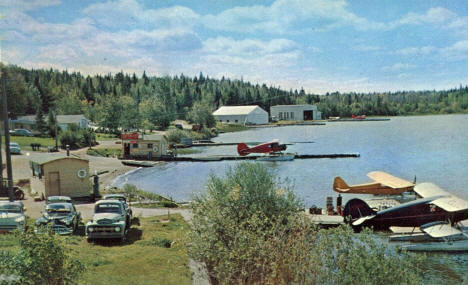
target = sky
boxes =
[1,0,468,94]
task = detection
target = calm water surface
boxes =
[113,114,468,206]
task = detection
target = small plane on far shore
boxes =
[343,182,468,231]
[351,114,366,120]
[237,139,287,156]
[333,171,415,195]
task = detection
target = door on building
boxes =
[303,110,313,120]
[124,143,130,157]
[49,172,61,196]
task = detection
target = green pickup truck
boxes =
[86,200,129,242]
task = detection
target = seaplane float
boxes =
[237,140,295,161]
[334,171,468,252]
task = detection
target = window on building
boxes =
[279,112,283,119]
[227,120,230,122]
[147,143,153,149]
[285,112,289,119]
[291,112,294,119]
[133,143,139,148]
[235,120,238,123]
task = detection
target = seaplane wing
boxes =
[421,221,462,238]
[414,183,468,212]
[333,171,413,195]
[367,171,414,189]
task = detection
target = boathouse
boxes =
[29,155,90,199]
[122,132,168,159]
[213,105,268,125]
[270,105,322,121]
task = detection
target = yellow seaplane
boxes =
[333,171,415,195]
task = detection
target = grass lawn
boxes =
[2,135,56,151]
[0,215,192,285]
[216,123,249,133]
[95,133,120,141]
[87,148,122,157]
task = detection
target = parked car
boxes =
[0,201,26,233]
[9,129,34,137]
[46,195,72,204]
[9,142,21,155]
[86,200,128,242]
[102,194,132,222]
[35,202,81,235]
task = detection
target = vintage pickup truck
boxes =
[85,200,128,242]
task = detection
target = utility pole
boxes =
[2,72,14,201]
[53,110,58,151]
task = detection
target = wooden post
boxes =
[2,73,14,201]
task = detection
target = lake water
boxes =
[112,114,468,207]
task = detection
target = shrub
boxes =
[188,162,425,284]
[0,229,85,285]
[59,125,96,149]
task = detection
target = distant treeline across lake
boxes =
[2,63,468,130]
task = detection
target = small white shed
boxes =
[213,105,268,125]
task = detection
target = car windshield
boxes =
[46,204,71,214]
[95,203,121,213]
[9,143,19,147]
[0,204,22,213]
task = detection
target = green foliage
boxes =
[166,129,211,144]
[59,125,96,149]
[0,229,85,285]
[4,64,468,133]
[187,103,216,128]
[188,162,425,284]
[312,226,425,284]
[86,148,121,157]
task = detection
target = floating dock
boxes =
[327,118,390,122]
[306,213,344,228]
[122,153,360,165]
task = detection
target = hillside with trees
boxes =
[2,63,468,131]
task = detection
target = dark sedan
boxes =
[35,203,81,235]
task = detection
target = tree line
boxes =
[2,63,468,131]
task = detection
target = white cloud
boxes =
[82,0,199,30]
[441,40,468,60]
[382,63,416,72]
[0,0,61,11]
[396,46,436,56]
[202,0,385,34]
[397,7,456,25]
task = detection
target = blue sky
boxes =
[1,0,468,94]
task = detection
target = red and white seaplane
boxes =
[237,140,295,161]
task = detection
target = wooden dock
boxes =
[122,153,360,165]
[327,118,390,122]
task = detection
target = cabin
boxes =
[270,105,322,121]
[29,155,90,199]
[122,132,168,159]
[213,105,268,125]
[10,114,89,131]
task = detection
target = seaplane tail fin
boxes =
[333,177,350,192]
[237,143,249,156]
[343,198,376,222]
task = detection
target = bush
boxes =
[59,125,96,149]
[187,162,425,284]
[0,229,85,285]
[166,129,211,144]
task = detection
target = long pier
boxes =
[327,118,390,122]
[121,153,360,166]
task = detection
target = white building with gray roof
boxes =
[213,105,268,125]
